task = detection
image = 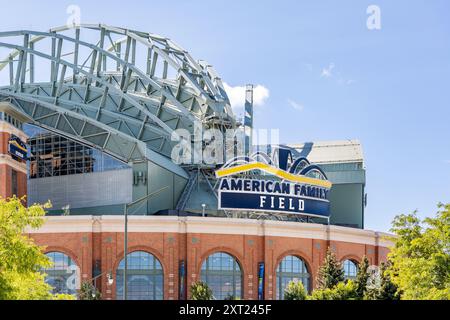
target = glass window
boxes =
[116,251,164,300]
[25,124,130,179]
[276,255,310,299]
[11,169,18,196]
[343,259,358,280]
[43,252,79,295]
[200,252,242,300]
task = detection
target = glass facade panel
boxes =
[276,255,310,299]
[318,162,363,172]
[25,124,129,179]
[343,259,358,280]
[305,169,326,180]
[43,252,78,295]
[116,251,164,300]
[200,252,242,300]
[11,169,18,196]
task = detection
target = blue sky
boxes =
[1,0,449,232]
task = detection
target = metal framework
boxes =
[0,25,320,223]
[0,24,236,163]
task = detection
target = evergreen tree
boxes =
[365,262,400,300]
[379,262,400,300]
[316,247,345,289]
[355,256,370,299]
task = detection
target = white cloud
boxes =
[223,83,270,110]
[321,63,335,78]
[287,99,304,111]
[321,63,355,86]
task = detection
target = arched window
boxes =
[116,251,164,300]
[276,255,310,299]
[343,259,358,280]
[43,251,79,295]
[200,252,242,300]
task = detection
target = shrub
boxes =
[190,281,213,300]
[78,281,101,300]
[309,281,358,300]
[284,281,307,300]
[53,294,76,300]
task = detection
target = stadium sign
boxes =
[8,134,27,161]
[215,149,332,218]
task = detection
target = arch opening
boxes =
[116,251,164,300]
[200,252,242,300]
[276,255,310,299]
[342,259,358,280]
[43,251,79,295]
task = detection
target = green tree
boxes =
[387,204,450,300]
[309,281,358,300]
[354,256,370,299]
[190,281,213,300]
[316,247,345,289]
[0,196,72,300]
[364,262,400,300]
[284,281,307,300]
[78,281,101,300]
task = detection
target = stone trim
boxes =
[27,215,394,248]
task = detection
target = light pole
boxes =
[201,203,206,217]
[123,185,169,300]
[91,271,114,298]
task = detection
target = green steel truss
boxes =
[0,24,236,163]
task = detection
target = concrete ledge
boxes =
[27,215,394,248]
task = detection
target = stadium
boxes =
[0,24,391,300]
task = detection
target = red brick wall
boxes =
[29,230,390,300]
[0,131,10,154]
[0,129,27,200]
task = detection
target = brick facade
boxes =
[0,122,27,199]
[27,216,391,300]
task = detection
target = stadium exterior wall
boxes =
[0,122,27,199]
[27,215,392,300]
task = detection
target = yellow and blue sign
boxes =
[8,134,27,161]
[215,148,332,218]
